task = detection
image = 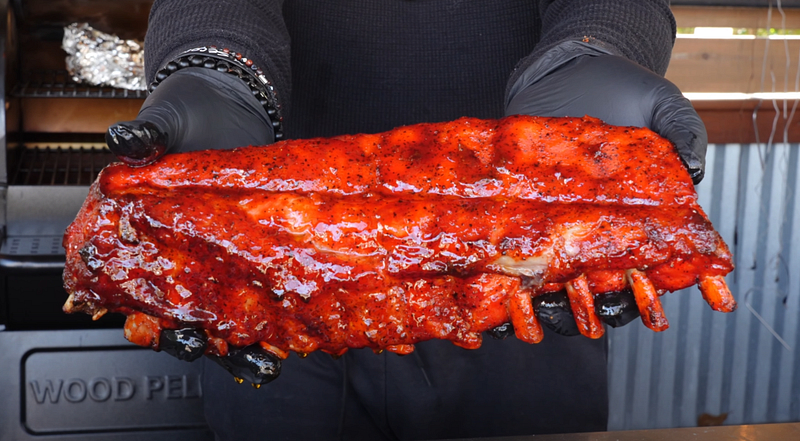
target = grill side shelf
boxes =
[0,236,65,274]
[1,185,91,275]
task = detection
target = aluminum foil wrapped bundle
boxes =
[63,23,146,91]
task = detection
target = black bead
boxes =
[203,59,216,69]
[190,55,203,66]
[166,62,178,72]
[155,70,169,82]
[178,58,191,68]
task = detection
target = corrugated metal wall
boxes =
[608,142,800,430]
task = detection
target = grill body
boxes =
[0,1,213,439]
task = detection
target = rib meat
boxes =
[62,115,735,358]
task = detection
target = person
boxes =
[105,1,707,440]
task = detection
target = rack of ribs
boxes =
[62,115,735,366]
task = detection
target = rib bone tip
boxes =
[63,293,76,313]
[626,269,669,332]
[565,275,605,339]
[91,307,108,321]
[507,290,544,344]
[699,275,737,313]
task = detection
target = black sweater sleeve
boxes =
[508,0,675,89]
[144,0,291,112]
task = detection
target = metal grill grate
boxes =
[11,70,147,99]
[10,144,118,185]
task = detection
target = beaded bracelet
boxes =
[149,46,284,139]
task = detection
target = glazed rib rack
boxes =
[62,115,735,359]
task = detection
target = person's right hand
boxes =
[106,67,275,166]
[112,66,282,385]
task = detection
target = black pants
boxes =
[203,329,608,440]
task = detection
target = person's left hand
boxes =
[506,44,707,185]
[487,288,641,338]
[503,42,707,336]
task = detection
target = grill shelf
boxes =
[0,237,65,273]
[11,70,147,99]
[2,144,116,272]
[10,143,117,186]
[3,237,63,255]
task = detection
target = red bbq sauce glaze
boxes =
[63,116,733,355]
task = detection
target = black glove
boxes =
[106,67,274,166]
[488,289,640,339]
[499,41,698,336]
[117,67,280,384]
[159,328,281,387]
[506,41,707,184]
